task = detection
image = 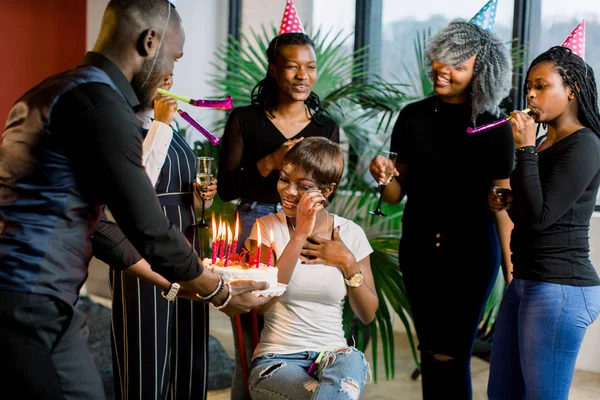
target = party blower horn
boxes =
[158,88,233,109]
[307,351,325,376]
[466,108,531,134]
[176,109,221,146]
[157,88,232,146]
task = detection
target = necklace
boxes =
[287,213,332,237]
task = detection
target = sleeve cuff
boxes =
[142,121,173,186]
[91,220,143,270]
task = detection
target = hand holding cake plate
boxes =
[202,258,286,298]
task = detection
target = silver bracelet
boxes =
[197,276,223,302]
[214,283,233,310]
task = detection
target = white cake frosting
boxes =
[202,258,279,289]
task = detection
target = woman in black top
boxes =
[369,20,514,399]
[218,33,339,250]
[217,32,339,399]
[487,46,600,400]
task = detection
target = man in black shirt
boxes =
[0,1,268,398]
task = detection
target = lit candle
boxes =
[211,214,218,264]
[219,221,226,260]
[267,229,274,267]
[256,224,261,268]
[224,226,232,267]
[231,212,239,255]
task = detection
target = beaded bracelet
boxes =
[197,276,224,302]
[214,283,233,310]
[515,145,538,157]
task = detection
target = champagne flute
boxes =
[196,156,214,228]
[369,151,397,216]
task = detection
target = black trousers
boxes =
[0,291,105,399]
[399,223,501,400]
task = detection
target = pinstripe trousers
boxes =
[109,132,209,400]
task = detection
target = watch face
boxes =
[347,273,364,287]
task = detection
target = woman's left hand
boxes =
[300,227,356,269]
[510,110,537,148]
[193,179,217,208]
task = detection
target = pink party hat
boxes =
[561,20,585,59]
[278,0,305,35]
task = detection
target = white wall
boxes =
[86,0,229,145]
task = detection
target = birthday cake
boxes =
[202,258,279,289]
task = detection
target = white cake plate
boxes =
[252,283,287,297]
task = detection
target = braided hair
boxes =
[426,19,513,122]
[526,46,600,137]
[251,33,324,118]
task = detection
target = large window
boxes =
[538,1,599,86]
[381,0,514,95]
[312,0,356,50]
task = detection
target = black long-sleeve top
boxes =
[217,105,340,204]
[509,128,600,285]
[391,96,515,230]
[52,53,202,283]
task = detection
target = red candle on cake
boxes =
[256,224,261,268]
[211,214,218,264]
[219,221,226,260]
[267,229,274,267]
[231,212,239,256]
[224,226,232,267]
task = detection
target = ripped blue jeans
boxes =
[248,347,371,400]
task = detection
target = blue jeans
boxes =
[488,278,600,400]
[248,348,371,400]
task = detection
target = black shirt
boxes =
[217,105,340,204]
[51,52,202,283]
[391,96,514,229]
[510,128,600,286]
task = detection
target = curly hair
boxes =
[526,46,600,137]
[251,33,324,118]
[426,19,512,122]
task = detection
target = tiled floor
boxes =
[206,307,600,400]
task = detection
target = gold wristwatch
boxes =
[344,271,364,288]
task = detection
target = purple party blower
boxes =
[158,88,233,110]
[466,108,531,134]
[177,109,221,146]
